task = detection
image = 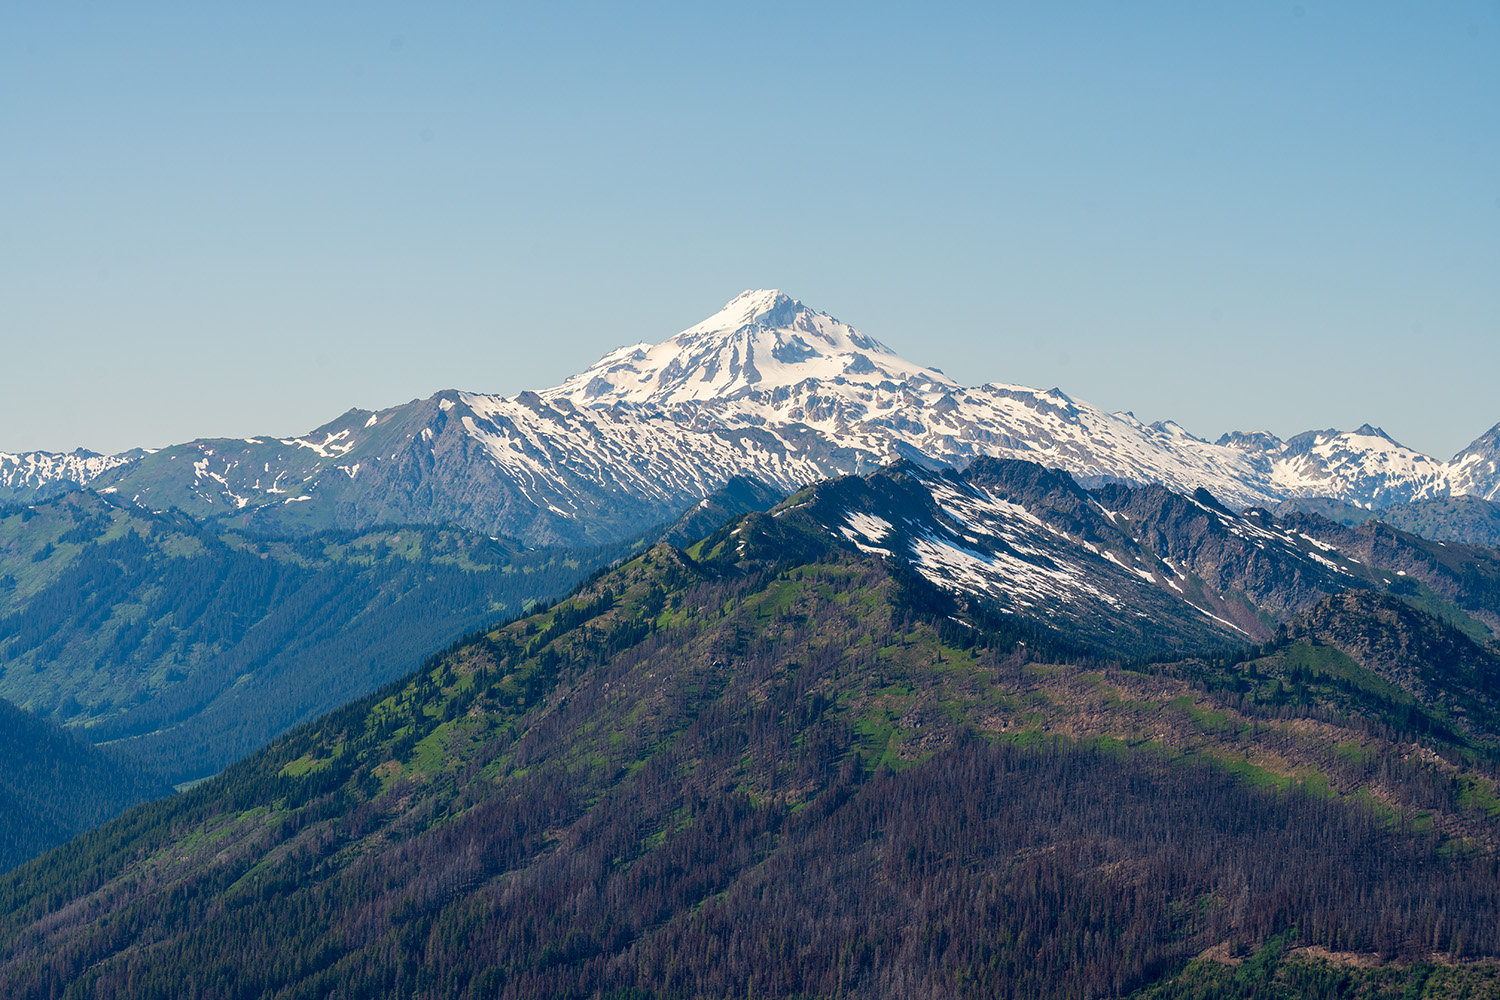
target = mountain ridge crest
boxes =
[3,290,1498,543]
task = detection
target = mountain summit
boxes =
[2,291,1498,545]
[545,290,953,406]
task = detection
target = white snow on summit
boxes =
[513,290,1290,509]
[1448,422,1500,502]
[523,291,1283,509]
[544,289,954,407]
[5,291,1499,537]
[1259,425,1451,507]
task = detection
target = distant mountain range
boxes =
[4,290,1497,547]
[1278,493,1500,548]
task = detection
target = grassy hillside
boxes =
[5,499,1500,997]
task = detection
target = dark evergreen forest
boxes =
[0,491,636,782]
[5,510,1500,998]
[0,698,170,872]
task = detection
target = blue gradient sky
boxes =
[3,3,1496,458]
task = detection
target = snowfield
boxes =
[3,291,1497,541]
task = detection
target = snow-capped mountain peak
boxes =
[4,289,1499,547]
[689,288,802,332]
[1449,421,1500,502]
[1263,425,1451,508]
[544,289,956,408]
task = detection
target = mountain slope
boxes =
[756,458,1500,655]
[655,473,784,548]
[11,453,1483,787]
[0,698,170,873]
[1449,421,1500,501]
[0,449,138,502]
[1280,590,1500,743]
[1283,493,1500,548]
[7,292,1497,546]
[1223,424,1455,509]
[1133,934,1500,1000]
[4,505,1500,998]
[1279,510,1500,637]
[0,491,637,782]
[545,287,952,405]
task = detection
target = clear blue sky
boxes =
[3,2,1496,459]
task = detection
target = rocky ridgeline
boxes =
[3,291,1498,547]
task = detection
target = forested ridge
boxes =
[0,698,170,873]
[5,500,1500,998]
[0,490,636,782]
